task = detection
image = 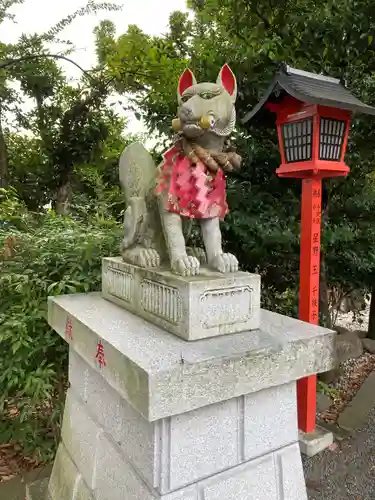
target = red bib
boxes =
[155,146,228,220]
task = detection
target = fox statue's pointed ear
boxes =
[177,68,197,99]
[217,64,237,102]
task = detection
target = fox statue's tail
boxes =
[119,142,166,263]
[119,142,156,201]
[119,143,157,250]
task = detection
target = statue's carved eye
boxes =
[181,94,191,103]
[199,92,215,100]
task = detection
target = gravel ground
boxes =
[317,300,375,425]
[320,352,375,424]
[303,405,375,500]
[334,297,370,333]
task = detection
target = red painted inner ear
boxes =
[178,69,194,96]
[220,64,236,96]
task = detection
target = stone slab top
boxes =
[48,292,337,421]
[49,292,333,372]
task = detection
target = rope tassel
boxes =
[175,137,242,174]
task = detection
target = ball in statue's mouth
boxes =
[182,123,205,138]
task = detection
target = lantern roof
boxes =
[242,63,375,124]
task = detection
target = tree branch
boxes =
[0,54,95,82]
[249,4,270,29]
[0,53,150,93]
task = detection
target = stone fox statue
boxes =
[119,63,242,276]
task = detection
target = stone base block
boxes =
[48,442,93,500]
[52,388,307,500]
[48,293,336,422]
[50,413,307,500]
[48,349,308,499]
[94,436,307,500]
[26,478,49,500]
[67,351,299,494]
[47,292,337,500]
[299,426,334,457]
[102,256,261,340]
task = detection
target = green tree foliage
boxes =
[0,1,131,457]
[6,59,117,211]
[0,188,123,459]
[0,0,25,188]
[0,0,123,207]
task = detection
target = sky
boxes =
[2,0,189,134]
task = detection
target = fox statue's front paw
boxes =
[209,253,238,273]
[122,247,161,268]
[171,255,200,276]
[186,246,207,265]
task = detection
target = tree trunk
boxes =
[35,93,50,149]
[54,181,72,215]
[0,111,9,189]
[367,282,375,339]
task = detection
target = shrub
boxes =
[0,190,122,460]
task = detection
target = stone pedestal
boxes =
[46,292,336,500]
[26,478,49,500]
[102,258,261,340]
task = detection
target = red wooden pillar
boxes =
[297,177,322,432]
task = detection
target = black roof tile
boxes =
[242,64,375,123]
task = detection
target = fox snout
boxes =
[177,104,217,137]
[179,105,195,122]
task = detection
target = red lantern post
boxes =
[243,64,375,440]
[272,97,351,433]
[297,177,321,431]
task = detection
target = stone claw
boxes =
[186,246,207,265]
[122,247,161,268]
[171,255,200,276]
[209,253,238,273]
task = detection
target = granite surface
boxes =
[48,442,93,500]
[68,350,299,493]
[102,257,261,340]
[43,290,335,499]
[51,376,306,499]
[48,292,336,421]
[26,478,50,500]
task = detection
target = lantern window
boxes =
[319,118,346,161]
[281,118,313,163]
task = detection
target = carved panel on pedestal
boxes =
[140,279,183,325]
[106,266,134,303]
[199,286,253,329]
